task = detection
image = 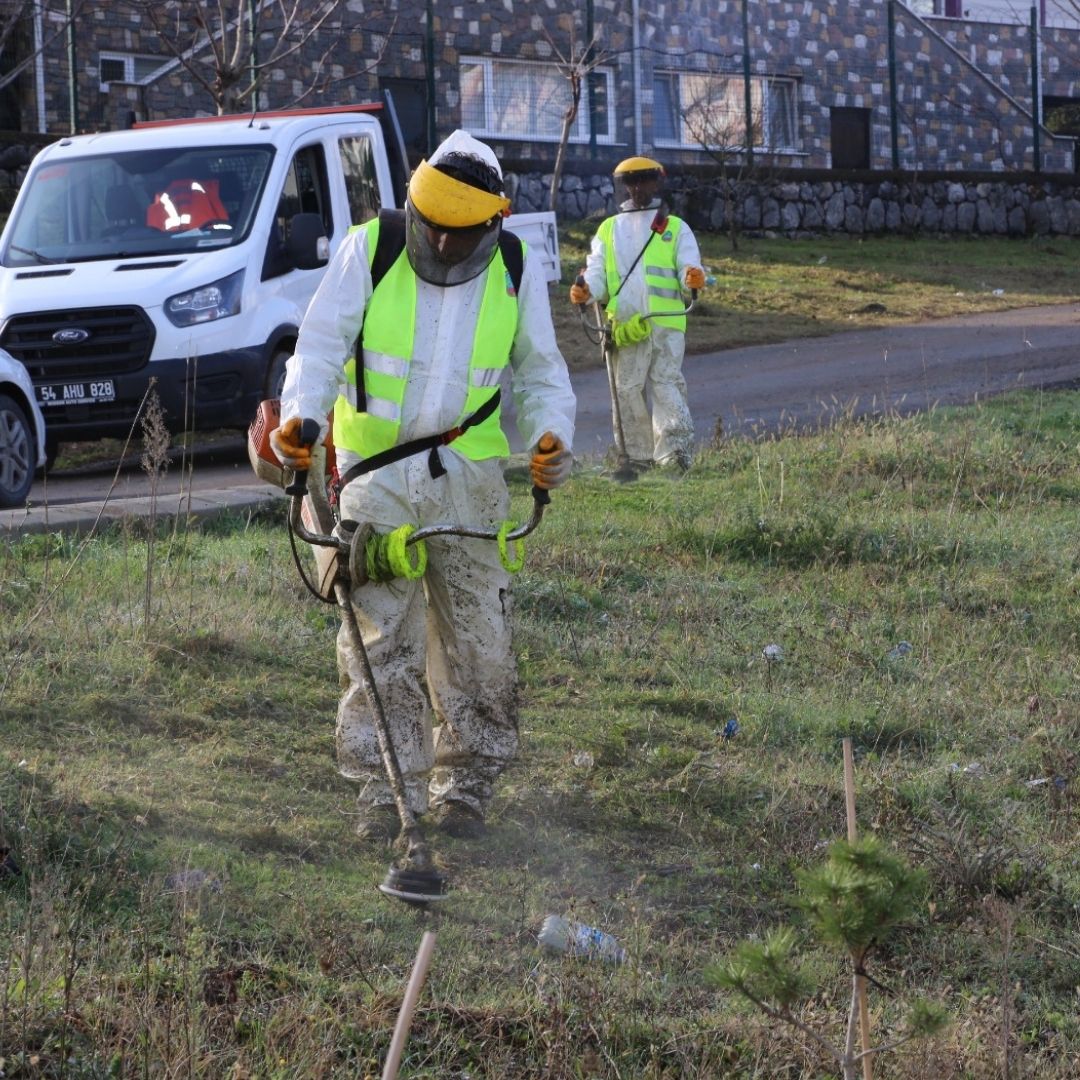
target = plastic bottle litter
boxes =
[538,915,627,965]
[721,717,740,740]
[885,640,913,661]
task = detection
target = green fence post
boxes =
[742,0,753,167]
[1030,5,1042,174]
[888,0,900,169]
[586,0,597,158]
[67,0,78,133]
[426,0,437,154]
[249,0,259,105]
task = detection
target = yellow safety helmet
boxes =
[613,156,665,179]
[408,159,511,229]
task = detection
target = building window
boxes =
[653,71,798,152]
[99,52,168,92]
[460,56,613,144]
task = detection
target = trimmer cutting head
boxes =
[380,864,450,907]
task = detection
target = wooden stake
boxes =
[382,930,437,1080]
[843,737,874,1080]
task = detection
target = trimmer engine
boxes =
[247,398,338,488]
[247,398,341,599]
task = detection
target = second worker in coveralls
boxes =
[273,131,576,841]
[571,157,706,471]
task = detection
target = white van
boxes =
[0,101,409,460]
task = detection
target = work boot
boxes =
[354,803,401,843]
[430,800,487,839]
[658,450,691,473]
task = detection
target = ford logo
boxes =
[53,327,90,345]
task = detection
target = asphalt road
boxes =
[17,299,1080,512]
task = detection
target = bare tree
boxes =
[542,16,612,214]
[0,0,86,94]
[121,0,392,115]
[677,68,770,250]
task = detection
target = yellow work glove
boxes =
[611,312,651,349]
[530,432,572,490]
[685,266,706,290]
[270,416,313,471]
[569,281,591,305]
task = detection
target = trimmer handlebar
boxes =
[283,417,323,497]
[285,422,551,550]
[640,289,697,323]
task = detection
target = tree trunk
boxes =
[549,104,577,214]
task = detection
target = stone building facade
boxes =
[6,1,1080,231]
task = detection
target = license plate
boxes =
[36,379,116,407]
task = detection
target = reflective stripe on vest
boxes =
[597,214,686,332]
[333,217,520,461]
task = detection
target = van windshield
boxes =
[2,145,274,266]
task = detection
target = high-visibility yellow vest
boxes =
[333,217,521,461]
[598,214,686,331]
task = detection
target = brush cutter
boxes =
[248,404,552,907]
[575,272,697,483]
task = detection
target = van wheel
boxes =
[264,345,293,400]
[0,392,36,508]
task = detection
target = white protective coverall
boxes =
[279,137,576,818]
[582,198,701,466]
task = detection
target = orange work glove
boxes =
[569,282,591,305]
[530,432,572,490]
[270,416,313,471]
[685,266,706,290]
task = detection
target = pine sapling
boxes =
[709,836,948,1080]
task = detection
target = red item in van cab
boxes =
[147,178,228,232]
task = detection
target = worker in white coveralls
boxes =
[570,157,706,471]
[272,131,576,841]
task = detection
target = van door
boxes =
[337,133,383,227]
[258,142,337,396]
[262,143,335,282]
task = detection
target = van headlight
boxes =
[165,269,244,327]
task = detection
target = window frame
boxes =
[652,71,800,153]
[98,51,171,92]
[459,55,615,145]
[338,134,382,226]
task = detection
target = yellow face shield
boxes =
[408,159,511,228]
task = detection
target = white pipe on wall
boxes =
[34,5,46,133]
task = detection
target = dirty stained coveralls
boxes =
[280,228,576,816]
[582,198,701,465]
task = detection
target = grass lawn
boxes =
[2,390,1078,1077]
[551,226,1080,371]
[49,230,1080,473]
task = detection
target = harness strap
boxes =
[609,203,670,304]
[337,386,502,490]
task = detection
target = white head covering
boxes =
[428,129,503,182]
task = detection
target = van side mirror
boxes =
[288,213,330,270]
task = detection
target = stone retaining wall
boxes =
[508,169,1080,237]
[2,127,1075,239]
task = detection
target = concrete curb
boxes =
[0,484,282,537]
